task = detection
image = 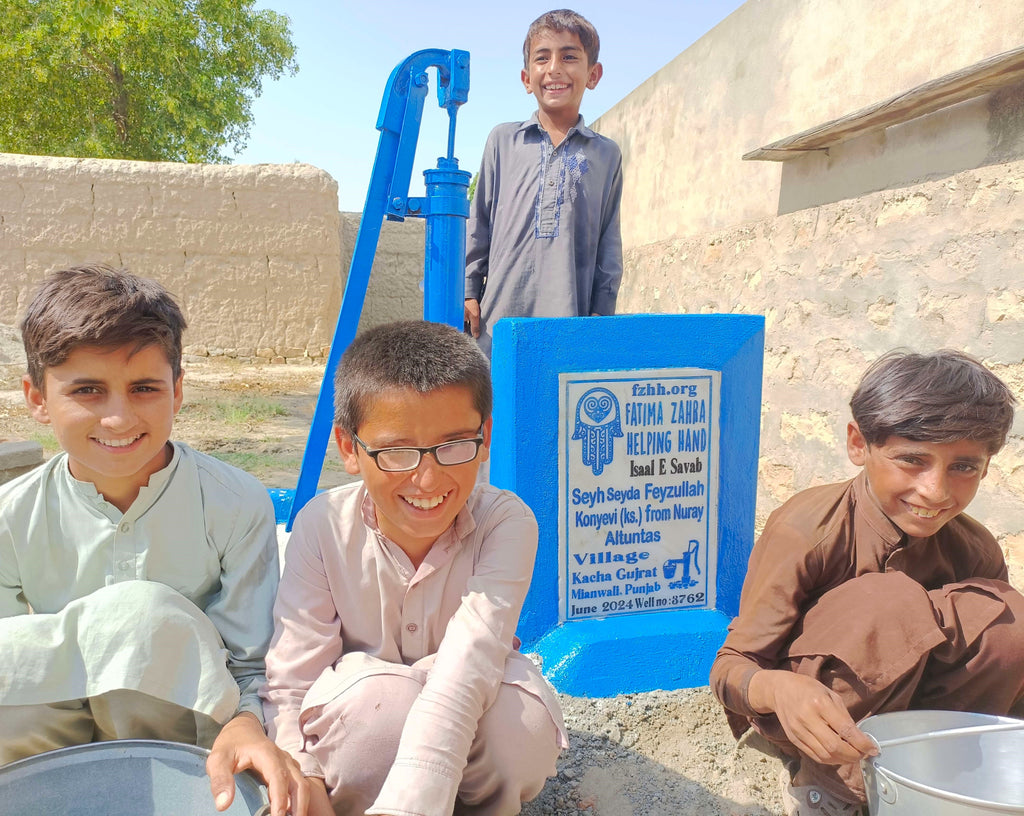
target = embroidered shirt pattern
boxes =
[534,139,590,239]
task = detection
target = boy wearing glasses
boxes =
[261,320,566,816]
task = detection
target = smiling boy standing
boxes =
[0,264,304,815]
[261,321,566,816]
[711,350,1024,816]
[464,8,623,357]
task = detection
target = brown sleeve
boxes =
[710,513,830,719]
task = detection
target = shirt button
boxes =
[548,180,555,186]
[406,623,418,633]
[119,522,131,533]
[118,560,132,572]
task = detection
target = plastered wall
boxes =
[593,0,1024,248]
[0,153,425,363]
[588,0,1024,557]
[618,158,1024,548]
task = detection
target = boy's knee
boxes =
[462,684,560,804]
[81,581,225,653]
[969,581,1024,661]
[302,671,421,776]
[88,580,199,618]
[300,672,423,814]
[792,571,936,649]
[927,578,1024,654]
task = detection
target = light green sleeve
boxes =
[0,515,28,618]
[198,457,279,723]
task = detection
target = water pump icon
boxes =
[663,540,701,589]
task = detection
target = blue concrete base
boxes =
[531,608,732,697]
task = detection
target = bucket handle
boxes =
[870,719,1024,751]
[873,766,899,805]
[252,806,273,816]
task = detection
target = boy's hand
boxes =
[303,777,336,816]
[207,712,308,816]
[464,299,481,338]
[747,670,878,766]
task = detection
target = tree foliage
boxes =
[0,0,297,162]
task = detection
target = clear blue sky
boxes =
[235,0,747,212]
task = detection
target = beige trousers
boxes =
[0,689,222,766]
[300,670,560,816]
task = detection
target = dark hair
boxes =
[850,349,1017,454]
[21,263,187,389]
[333,320,492,434]
[523,9,600,68]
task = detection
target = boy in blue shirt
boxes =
[465,8,623,357]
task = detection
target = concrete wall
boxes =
[588,0,1024,557]
[777,82,1024,215]
[0,153,425,362]
[618,157,1024,546]
[593,0,1024,247]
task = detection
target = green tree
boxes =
[0,0,296,162]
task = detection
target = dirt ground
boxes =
[2,347,1021,815]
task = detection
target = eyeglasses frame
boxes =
[349,427,486,472]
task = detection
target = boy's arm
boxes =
[0,522,27,618]
[464,130,498,317]
[207,711,308,816]
[962,517,1011,581]
[368,494,539,816]
[589,148,623,316]
[709,515,821,716]
[261,510,344,778]
[204,484,280,720]
[709,514,876,766]
[745,668,876,766]
[202,479,310,815]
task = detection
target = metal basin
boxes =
[0,740,269,816]
[861,710,1024,815]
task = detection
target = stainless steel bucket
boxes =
[0,740,270,816]
[860,710,1024,815]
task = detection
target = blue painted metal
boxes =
[490,313,764,695]
[267,488,294,525]
[284,49,471,530]
[533,609,734,697]
[420,159,471,329]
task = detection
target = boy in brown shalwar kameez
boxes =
[711,349,1024,816]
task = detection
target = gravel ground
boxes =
[520,685,784,816]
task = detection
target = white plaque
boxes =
[558,368,720,620]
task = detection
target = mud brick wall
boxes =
[0,153,425,364]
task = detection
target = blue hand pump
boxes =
[284,49,471,529]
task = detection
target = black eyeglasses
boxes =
[350,428,485,472]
